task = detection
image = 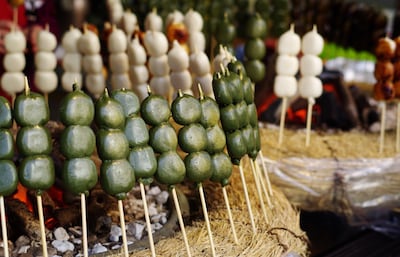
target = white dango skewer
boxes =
[107,0,124,25]
[34,25,58,103]
[299,25,324,147]
[78,25,105,98]
[184,9,206,54]
[121,9,138,40]
[108,25,132,90]
[61,26,83,92]
[1,26,26,103]
[274,24,301,146]
[190,50,213,98]
[143,30,172,100]
[145,8,163,32]
[127,36,149,101]
[168,40,193,96]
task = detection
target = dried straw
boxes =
[128,156,309,257]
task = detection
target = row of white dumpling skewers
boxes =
[274,24,324,147]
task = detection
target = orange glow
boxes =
[13,183,33,212]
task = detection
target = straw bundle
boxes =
[128,158,309,257]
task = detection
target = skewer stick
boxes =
[305,99,314,147]
[253,159,272,208]
[221,186,238,244]
[80,194,88,257]
[13,7,18,27]
[379,101,386,154]
[238,162,257,234]
[0,196,9,257]
[258,151,273,196]
[198,183,216,257]
[37,195,48,257]
[278,97,288,146]
[249,159,269,224]
[171,187,192,257]
[396,102,400,152]
[117,200,129,257]
[139,182,156,257]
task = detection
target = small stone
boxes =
[148,203,158,217]
[17,245,31,254]
[134,223,145,240]
[109,224,122,242]
[48,246,58,256]
[111,244,121,250]
[68,227,82,237]
[150,214,161,223]
[72,238,82,245]
[160,214,168,224]
[153,222,163,230]
[15,235,30,247]
[51,240,75,253]
[90,243,107,254]
[156,191,169,205]
[147,186,161,196]
[54,227,70,241]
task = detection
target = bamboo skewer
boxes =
[139,182,156,257]
[37,195,48,257]
[198,183,216,257]
[258,151,273,196]
[0,196,9,257]
[253,159,272,208]
[117,200,129,257]
[379,101,386,154]
[238,162,257,234]
[305,99,314,147]
[80,194,88,257]
[171,187,192,257]
[250,159,269,224]
[278,97,288,146]
[221,186,238,244]
[396,102,400,152]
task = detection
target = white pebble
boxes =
[90,243,108,254]
[51,240,75,253]
[156,191,169,205]
[54,227,70,241]
[17,245,30,254]
[148,202,158,217]
[134,223,145,240]
[147,186,161,196]
[109,225,122,242]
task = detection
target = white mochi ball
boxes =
[145,10,163,32]
[301,26,324,55]
[273,75,298,98]
[85,73,105,98]
[188,31,206,53]
[277,25,301,55]
[150,75,172,97]
[78,30,101,55]
[127,37,147,65]
[298,76,323,99]
[34,71,58,93]
[130,65,149,85]
[109,53,129,73]
[189,51,210,75]
[148,55,170,76]
[35,52,57,71]
[37,29,57,52]
[108,27,127,53]
[168,41,189,71]
[62,26,82,52]
[276,55,299,76]
[1,72,25,94]
[170,70,192,91]
[82,55,103,73]
[183,9,203,32]
[3,53,25,72]
[111,73,132,90]
[143,31,169,57]
[62,53,82,72]
[4,30,26,53]
[300,54,323,76]
[62,72,82,92]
